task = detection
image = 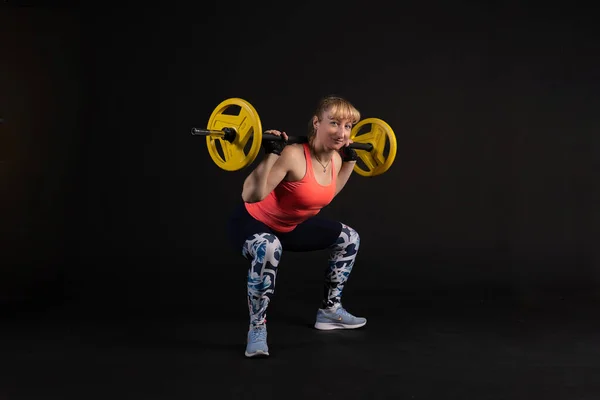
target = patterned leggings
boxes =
[242,224,360,327]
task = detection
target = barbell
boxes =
[191,97,397,177]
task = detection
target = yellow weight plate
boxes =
[350,118,397,177]
[206,98,262,171]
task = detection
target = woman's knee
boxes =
[332,223,360,251]
[344,224,360,244]
[243,233,283,263]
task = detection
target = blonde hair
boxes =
[307,95,361,145]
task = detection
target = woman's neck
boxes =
[310,138,336,164]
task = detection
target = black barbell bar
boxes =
[191,127,373,151]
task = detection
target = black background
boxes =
[1,2,598,319]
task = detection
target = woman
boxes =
[227,95,367,358]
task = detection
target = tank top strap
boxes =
[330,151,335,180]
[302,143,315,179]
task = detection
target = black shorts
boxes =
[227,202,342,253]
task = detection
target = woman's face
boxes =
[313,110,353,150]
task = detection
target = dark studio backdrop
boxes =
[1,3,598,319]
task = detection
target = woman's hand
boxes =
[262,129,289,155]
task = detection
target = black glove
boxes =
[262,131,287,156]
[339,145,358,162]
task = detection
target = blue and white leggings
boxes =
[242,224,360,327]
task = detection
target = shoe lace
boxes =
[336,307,352,318]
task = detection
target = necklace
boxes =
[314,155,330,173]
[310,146,331,172]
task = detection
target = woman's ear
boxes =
[312,115,319,131]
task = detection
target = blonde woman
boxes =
[227,96,367,358]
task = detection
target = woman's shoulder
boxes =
[279,143,307,180]
[281,143,306,160]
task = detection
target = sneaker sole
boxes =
[245,349,269,358]
[314,321,367,330]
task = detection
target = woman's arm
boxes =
[242,137,294,203]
